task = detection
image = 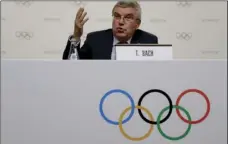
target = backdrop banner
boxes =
[1,1,227,59]
[1,60,227,144]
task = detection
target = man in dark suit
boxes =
[62,0,158,60]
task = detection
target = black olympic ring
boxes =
[138,89,173,125]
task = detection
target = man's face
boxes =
[112,6,140,41]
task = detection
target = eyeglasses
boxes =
[112,13,136,23]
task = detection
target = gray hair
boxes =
[112,0,142,20]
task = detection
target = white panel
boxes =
[1,60,227,144]
[1,1,227,59]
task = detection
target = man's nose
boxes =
[119,17,125,25]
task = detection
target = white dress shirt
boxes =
[111,36,131,60]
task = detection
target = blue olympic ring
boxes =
[99,89,135,125]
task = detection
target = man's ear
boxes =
[136,19,141,29]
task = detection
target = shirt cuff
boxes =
[70,37,79,42]
[69,35,80,46]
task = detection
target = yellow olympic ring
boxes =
[118,105,155,141]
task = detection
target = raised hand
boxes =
[74,7,89,40]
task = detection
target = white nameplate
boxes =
[115,44,173,60]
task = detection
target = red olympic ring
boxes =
[176,89,210,124]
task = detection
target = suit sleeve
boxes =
[77,34,92,59]
[62,35,74,60]
[62,35,92,60]
[154,35,158,44]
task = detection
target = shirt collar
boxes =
[113,36,132,45]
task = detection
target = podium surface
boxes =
[1,60,227,144]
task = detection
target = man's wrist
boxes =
[73,36,80,41]
[69,35,80,42]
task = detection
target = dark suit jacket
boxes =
[62,28,158,60]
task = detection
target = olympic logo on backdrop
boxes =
[72,0,87,7]
[15,0,33,7]
[176,0,192,7]
[99,88,210,141]
[15,31,34,40]
[176,32,192,40]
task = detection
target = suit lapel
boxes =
[130,29,140,44]
[98,29,141,59]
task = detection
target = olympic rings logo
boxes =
[15,31,34,40]
[73,1,86,7]
[176,32,192,40]
[176,1,192,7]
[15,1,33,7]
[99,88,210,141]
